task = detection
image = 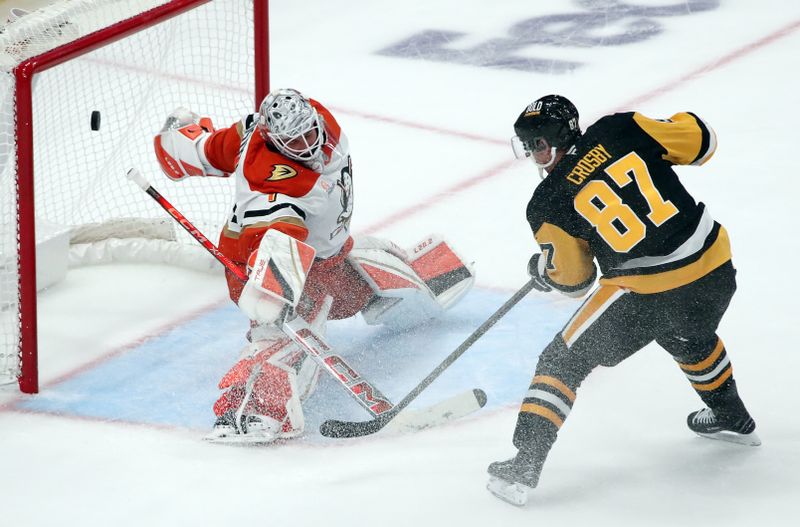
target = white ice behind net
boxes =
[0,0,254,384]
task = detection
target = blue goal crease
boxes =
[15,288,573,435]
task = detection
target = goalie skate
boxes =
[204,412,302,445]
[687,408,761,446]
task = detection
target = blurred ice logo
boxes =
[377,0,719,73]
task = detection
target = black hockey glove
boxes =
[527,253,552,293]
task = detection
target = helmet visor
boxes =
[511,135,549,160]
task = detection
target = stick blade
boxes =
[319,413,391,438]
[319,388,487,439]
[384,388,487,433]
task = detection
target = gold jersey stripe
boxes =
[679,338,724,372]
[632,112,706,166]
[691,365,733,391]
[599,226,732,294]
[520,403,564,428]
[532,375,577,402]
[535,223,595,287]
[562,285,622,347]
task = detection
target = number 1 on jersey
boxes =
[575,152,679,252]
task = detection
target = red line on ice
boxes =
[360,19,800,234]
[7,19,791,414]
[609,18,800,113]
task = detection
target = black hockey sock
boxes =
[695,377,755,432]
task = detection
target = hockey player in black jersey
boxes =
[487,95,759,506]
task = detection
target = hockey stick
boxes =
[126,168,486,428]
[125,168,393,418]
[319,278,537,438]
[125,169,248,282]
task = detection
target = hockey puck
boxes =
[90,110,101,131]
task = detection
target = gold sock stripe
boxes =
[679,338,724,372]
[520,403,564,428]
[691,365,733,391]
[532,375,576,402]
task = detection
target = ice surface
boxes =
[2,1,800,525]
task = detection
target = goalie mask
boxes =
[258,88,325,166]
[511,94,581,176]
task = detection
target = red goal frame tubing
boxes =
[14,0,269,394]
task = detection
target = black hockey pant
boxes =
[512,261,753,457]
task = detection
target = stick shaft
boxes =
[390,279,536,414]
[128,169,247,282]
[320,279,536,437]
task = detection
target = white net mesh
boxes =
[0,0,256,385]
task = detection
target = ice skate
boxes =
[204,411,299,445]
[687,407,760,446]
[486,455,543,506]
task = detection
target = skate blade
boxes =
[696,430,761,447]
[203,430,280,445]
[486,477,532,506]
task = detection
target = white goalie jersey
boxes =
[222,115,353,261]
[178,99,355,298]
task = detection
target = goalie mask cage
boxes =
[0,0,270,393]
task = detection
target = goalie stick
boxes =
[319,278,537,438]
[125,168,487,431]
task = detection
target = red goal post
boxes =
[1,0,270,393]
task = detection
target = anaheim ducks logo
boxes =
[268,164,297,181]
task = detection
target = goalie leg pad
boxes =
[212,299,330,440]
[347,234,475,327]
[348,241,440,327]
[406,234,475,310]
[213,348,305,436]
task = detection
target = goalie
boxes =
[154,88,475,443]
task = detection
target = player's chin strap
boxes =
[534,146,558,180]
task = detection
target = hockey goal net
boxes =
[0,0,269,393]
